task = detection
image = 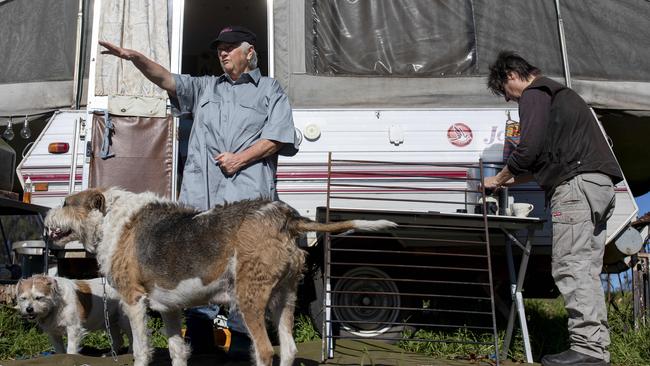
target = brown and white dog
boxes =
[44,188,396,366]
[14,274,131,354]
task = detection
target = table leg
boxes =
[36,214,49,274]
[501,288,517,360]
[0,219,12,265]
[501,237,518,360]
[516,291,533,362]
[501,228,535,363]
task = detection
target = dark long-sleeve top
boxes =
[506,88,551,176]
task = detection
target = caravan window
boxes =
[306,0,477,77]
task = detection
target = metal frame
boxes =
[633,252,650,328]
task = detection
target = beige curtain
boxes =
[95,0,170,116]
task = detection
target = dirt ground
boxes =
[0,340,538,366]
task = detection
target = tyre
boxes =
[333,266,411,340]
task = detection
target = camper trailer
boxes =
[7,0,650,342]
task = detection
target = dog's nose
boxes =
[26,306,34,313]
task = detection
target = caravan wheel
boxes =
[332,267,404,338]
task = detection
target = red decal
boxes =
[447,123,473,147]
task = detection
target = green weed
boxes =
[293,313,320,343]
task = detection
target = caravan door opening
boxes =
[181,0,269,77]
[177,0,269,184]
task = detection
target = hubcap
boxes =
[332,267,401,337]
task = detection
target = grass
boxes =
[607,293,650,365]
[0,306,50,360]
[2,293,649,365]
[397,327,507,361]
[0,306,168,360]
[394,294,650,366]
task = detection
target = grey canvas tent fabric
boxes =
[273,0,650,112]
[0,0,170,118]
[2,0,649,116]
[0,0,94,116]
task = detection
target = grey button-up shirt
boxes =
[171,68,298,210]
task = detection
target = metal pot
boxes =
[466,163,502,214]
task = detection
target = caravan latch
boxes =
[389,125,404,145]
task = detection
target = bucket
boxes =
[12,240,45,277]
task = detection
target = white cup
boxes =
[511,202,534,217]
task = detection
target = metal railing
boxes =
[321,153,502,364]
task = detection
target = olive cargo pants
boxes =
[550,173,615,362]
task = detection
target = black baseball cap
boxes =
[209,26,256,49]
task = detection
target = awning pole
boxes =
[555,0,572,88]
[72,0,87,109]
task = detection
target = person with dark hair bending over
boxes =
[484,51,622,366]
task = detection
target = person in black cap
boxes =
[99,25,299,359]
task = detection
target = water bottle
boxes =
[22,176,32,204]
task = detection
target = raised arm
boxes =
[99,41,177,98]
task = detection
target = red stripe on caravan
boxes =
[276,170,467,179]
[278,188,458,193]
[22,174,83,182]
[21,165,83,170]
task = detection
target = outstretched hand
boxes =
[97,40,176,96]
[99,41,137,61]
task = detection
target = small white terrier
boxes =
[14,274,131,354]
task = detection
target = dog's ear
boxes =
[87,191,106,214]
[13,280,21,298]
[46,277,59,295]
[12,281,21,308]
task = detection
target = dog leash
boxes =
[101,276,119,362]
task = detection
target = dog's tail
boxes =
[291,218,397,234]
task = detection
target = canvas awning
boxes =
[273,0,650,112]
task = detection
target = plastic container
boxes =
[12,240,45,277]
